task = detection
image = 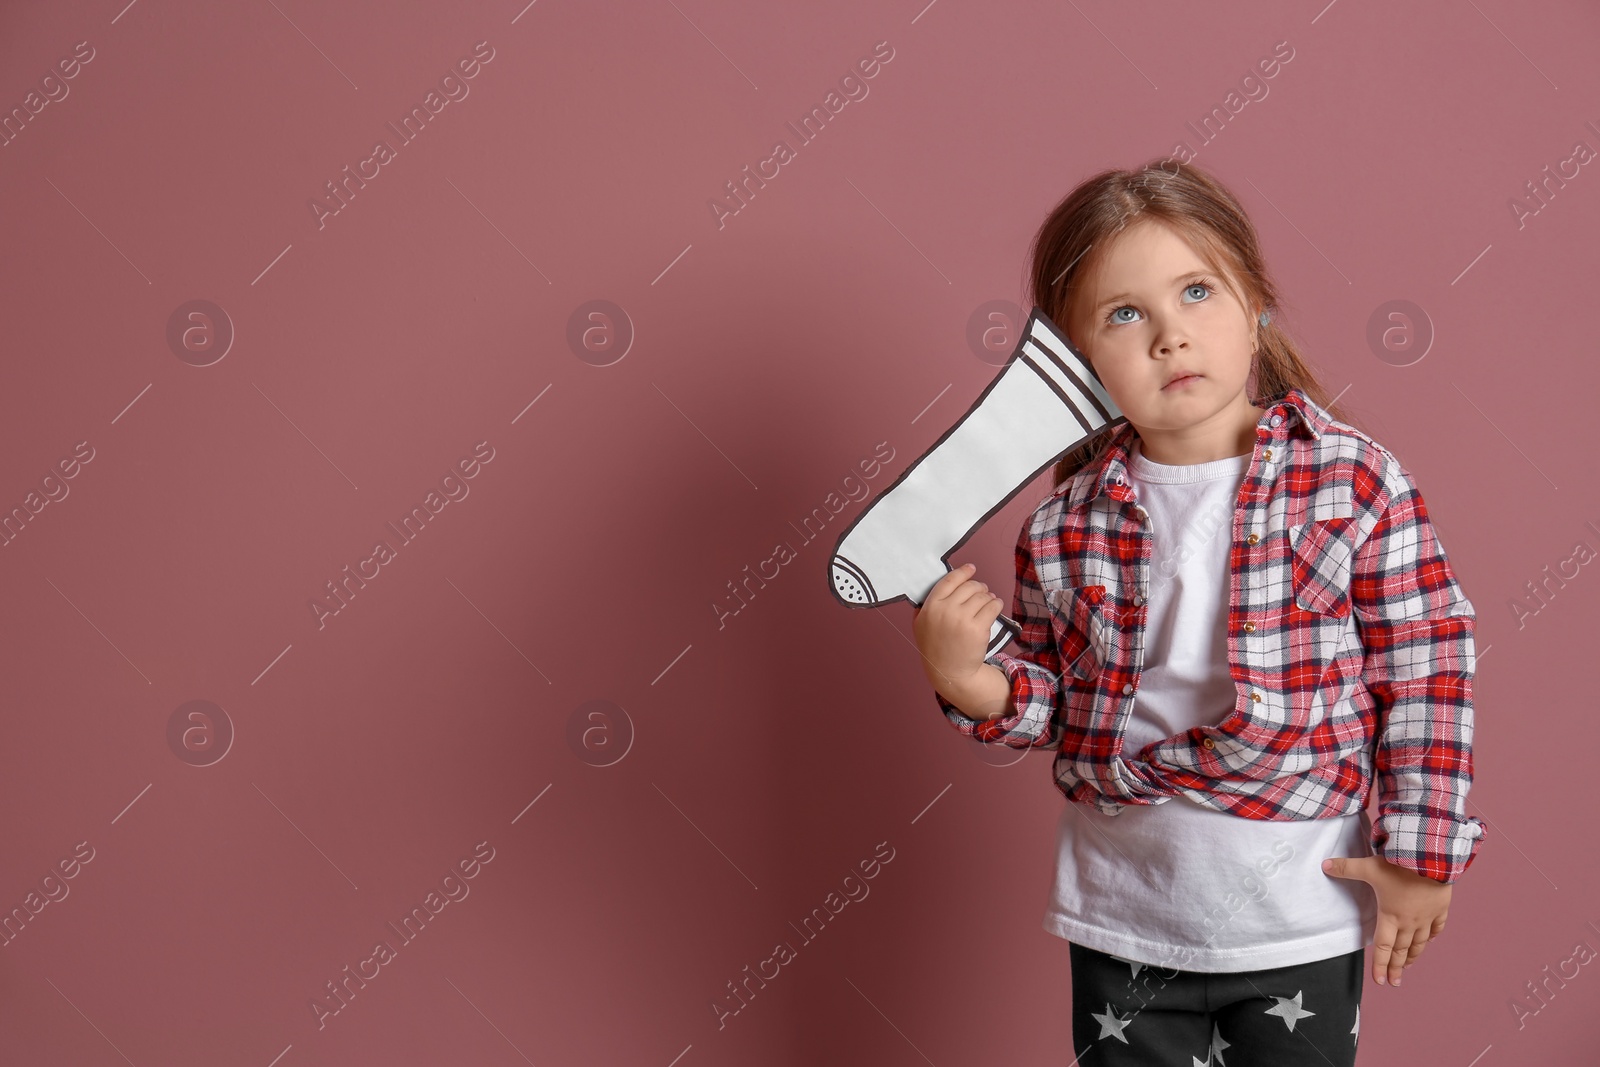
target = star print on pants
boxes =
[1264,989,1316,1031]
[1208,1020,1231,1064]
[1109,953,1147,980]
[1092,1002,1135,1044]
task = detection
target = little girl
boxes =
[912,160,1485,1067]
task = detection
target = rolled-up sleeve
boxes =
[1352,454,1486,884]
[936,516,1063,749]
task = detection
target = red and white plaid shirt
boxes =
[937,387,1486,884]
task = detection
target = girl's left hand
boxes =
[1321,854,1451,988]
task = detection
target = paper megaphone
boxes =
[828,308,1125,657]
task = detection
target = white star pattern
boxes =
[1263,989,1317,1031]
[1076,951,1357,1058]
[1092,1002,1136,1044]
[1109,952,1147,981]
[1209,1019,1232,1065]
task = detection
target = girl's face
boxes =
[1068,218,1265,463]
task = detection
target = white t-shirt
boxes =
[1041,437,1377,972]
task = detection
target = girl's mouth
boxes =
[1163,374,1203,391]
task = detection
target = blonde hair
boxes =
[1027,158,1366,486]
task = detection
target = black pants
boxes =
[1069,941,1364,1066]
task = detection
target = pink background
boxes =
[2,0,1597,1063]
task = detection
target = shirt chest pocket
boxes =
[1047,585,1116,682]
[1287,486,1357,618]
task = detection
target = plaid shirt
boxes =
[936,388,1486,884]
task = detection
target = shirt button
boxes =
[1246,534,1259,545]
[1122,683,1135,695]
[1133,594,1146,606]
[1263,448,1273,460]
[1250,692,1262,703]
[1270,414,1283,427]
[1203,737,1216,750]
[1243,621,1256,632]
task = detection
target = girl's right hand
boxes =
[911,563,1005,694]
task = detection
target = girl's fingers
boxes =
[1370,917,1398,985]
[1405,911,1447,968]
[927,564,975,603]
[1386,928,1416,986]
[959,592,1003,626]
[950,581,995,613]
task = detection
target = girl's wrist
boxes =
[937,662,1011,720]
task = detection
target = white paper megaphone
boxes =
[828,308,1125,657]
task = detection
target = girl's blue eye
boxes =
[1105,280,1213,325]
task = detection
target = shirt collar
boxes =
[1054,387,1331,510]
